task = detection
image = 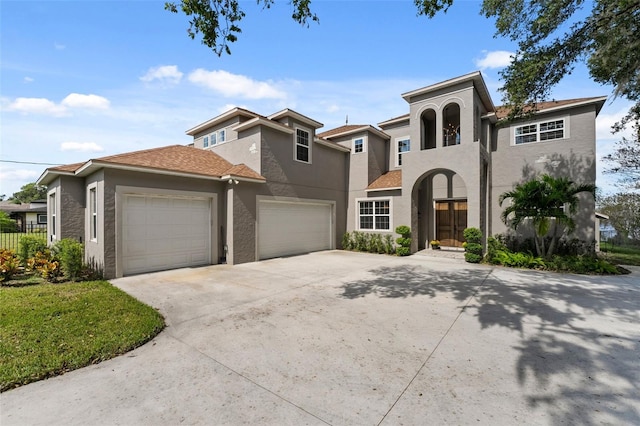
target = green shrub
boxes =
[395,225,411,237]
[18,235,48,264]
[0,211,18,232]
[486,236,507,264]
[27,250,62,282]
[396,247,411,256]
[395,237,411,247]
[342,232,353,250]
[463,227,482,244]
[383,234,395,254]
[53,238,84,281]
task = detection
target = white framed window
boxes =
[203,136,209,148]
[219,129,226,143]
[210,131,217,146]
[396,136,410,166]
[37,214,47,224]
[357,198,391,231]
[352,137,366,154]
[295,127,311,163]
[49,191,57,241]
[89,186,98,241]
[514,118,566,145]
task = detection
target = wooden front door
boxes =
[435,200,467,247]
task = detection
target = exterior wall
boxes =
[84,170,105,269]
[46,176,85,245]
[209,126,262,174]
[489,105,597,242]
[382,121,410,171]
[367,134,388,184]
[101,169,225,278]
[192,116,245,149]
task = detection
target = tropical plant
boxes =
[499,175,595,258]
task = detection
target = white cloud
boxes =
[217,103,248,115]
[54,42,66,50]
[596,103,635,140]
[7,97,67,116]
[475,50,514,70]
[327,104,340,113]
[0,168,40,182]
[61,93,110,109]
[140,65,183,85]
[24,76,34,83]
[60,142,105,152]
[188,69,287,100]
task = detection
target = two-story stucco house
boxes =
[37,72,606,278]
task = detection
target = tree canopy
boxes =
[166,0,640,128]
[499,175,595,258]
[597,192,640,241]
[10,183,47,205]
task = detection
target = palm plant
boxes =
[499,175,595,258]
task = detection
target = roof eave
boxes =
[323,125,390,141]
[185,108,257,136]
[378,115,410,128]
[232,117,295,134]
[365,186,402,193]
[76,160,225,181]
[268,109,324,129]
[314,138,351,152]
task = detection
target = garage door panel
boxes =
[122,194,213,276]
[258,201,332,260]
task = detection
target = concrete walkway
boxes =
[2,251,639,425]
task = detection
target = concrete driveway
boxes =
[2,251,639,425]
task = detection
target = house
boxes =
[37,72,606,278]
[0,200,47,232]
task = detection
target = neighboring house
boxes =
[0,200,47,232]
[37,72,605,278]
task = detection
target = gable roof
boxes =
[495,96,608,119]
[317,124,389,140]
[185,107,259,136]
[37,145,265,186]
[268,108,324,129]
[366,170,402,191]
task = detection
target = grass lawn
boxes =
[600,244,640,267]
[0,279,165,392]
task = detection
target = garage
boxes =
[258,200,333,259]
[121,194,213,275]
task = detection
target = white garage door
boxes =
[258,200,332,260]
[122,194,212,275]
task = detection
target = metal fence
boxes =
[0,224,47,251]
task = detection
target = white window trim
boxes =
[203,135,209,148]
[48,189,57,242]
[88,183,98,242]
[37,214,47,224]
[395,136,410,167]
[355,197,393,232]
[512,117,570,146]
[352,136,367,154]
[294,126,312,164]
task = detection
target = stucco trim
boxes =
[233,117,295,134]
[185,107,257,135]
[365,187,401,193]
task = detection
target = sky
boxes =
[0,0,634,198]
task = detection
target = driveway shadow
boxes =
[340,264,640,424]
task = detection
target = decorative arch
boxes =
[442,102,461,147]
[420,108,437,150]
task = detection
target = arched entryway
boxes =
[413,169,468,250]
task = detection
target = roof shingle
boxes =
[367,170,402,191]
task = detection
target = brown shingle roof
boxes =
[495,97,606,119]
[317,125,369,139]
[367,170,402,191]
[48,145,264,181]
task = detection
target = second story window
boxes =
[353,138,365,154]
[515,119,565,145]
[219,129,226,143]
[396,137,410,166]
[211,132,217,146]
[203,136,209,148]
[295,128,310,163]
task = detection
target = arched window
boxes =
[443,103,461,147]
[420,109,437,150]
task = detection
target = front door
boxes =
[435,200,467,247]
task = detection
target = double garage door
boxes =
[121,194,212,276]
[258,200,333,260]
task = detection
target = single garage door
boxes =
[122,194,212,275]
[258,200,332,259]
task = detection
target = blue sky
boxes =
[0,0,633,197]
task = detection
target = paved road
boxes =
[2,251,639,425]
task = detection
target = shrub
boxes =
[53,238,84,281]
[383,234,395,254]
[342,232,353,250]
[18,235,48,264]
[27,250,62,282]
[395,225,411,256]
[0,211,18,232]
[463,227,482,244]
[463,228,483,263]
[485,236,507,264]
[0,249,20,283]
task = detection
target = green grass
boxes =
[0,280,165,392]
[0,232,46,251]
[600,244,640,266]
